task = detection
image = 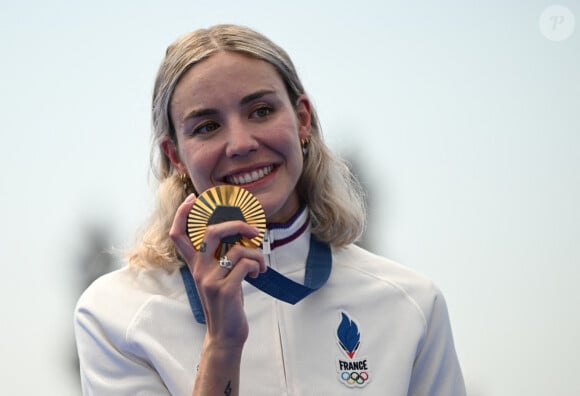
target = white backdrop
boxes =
[1,1,578,395]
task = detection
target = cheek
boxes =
[283,132,303,164]
[274,117,301,151]
[180,145,214,189]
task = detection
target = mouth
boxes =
[225,165,275,185]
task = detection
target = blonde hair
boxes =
[128,24,366,269]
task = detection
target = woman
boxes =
[75,24,466,395]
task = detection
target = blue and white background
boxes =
[1,1,578,395]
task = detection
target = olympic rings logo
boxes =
[340,371,369,385]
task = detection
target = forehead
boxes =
[171,51,286,105]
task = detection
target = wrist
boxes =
[203,336,244,359]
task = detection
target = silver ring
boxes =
[218,256,233,270]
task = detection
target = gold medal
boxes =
[187,185,266,256]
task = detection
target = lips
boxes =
[225,165,274,185]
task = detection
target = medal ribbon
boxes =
[180,235,332,324]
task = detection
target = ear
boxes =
[295,95,312,140]
[160,135,187,174]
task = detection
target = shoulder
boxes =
[76,265,183,308]
[74,265,184,341]
[332,244,445,320]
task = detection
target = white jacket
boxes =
[75,208,465,395]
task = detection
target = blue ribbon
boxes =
[180,235,332,324]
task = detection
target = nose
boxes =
[224,120,259,158]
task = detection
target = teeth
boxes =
[228,165,273,185]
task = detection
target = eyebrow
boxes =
[240,89,276,106]
[182,89,276,122]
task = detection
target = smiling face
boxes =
[162,51,312,224]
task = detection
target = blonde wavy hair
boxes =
[128,24,366,270]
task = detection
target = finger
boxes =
[216,245,265,281]
[203,220,261,249]
[168,193,198,261]
[242,258,262,279]
[216,254,234,274]
[186,219,263,285]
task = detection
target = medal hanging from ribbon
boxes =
[182,185,332,324]
[187,185,266,259]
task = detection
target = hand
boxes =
[169,193,266,349]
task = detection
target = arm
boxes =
[169,194,266,396]
[193,341,241,396]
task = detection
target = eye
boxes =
[192,121,220,135]
[250,105,274,119]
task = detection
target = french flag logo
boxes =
[337,312,361,359]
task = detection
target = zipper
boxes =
[276,303,289,393]
[263,229,288,392]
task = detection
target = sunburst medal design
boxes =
[187,185,266,257]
